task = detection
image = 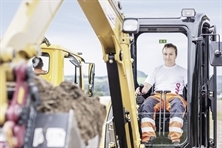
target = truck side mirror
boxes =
[88,63,95,97]
[69,55,80,67]
[209,41,222,66]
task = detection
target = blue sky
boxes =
[1,0,222,76]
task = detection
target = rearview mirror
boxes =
[88,63,95,97]
[209,41,222,66]
[69,54,80,67]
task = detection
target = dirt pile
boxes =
[32,75,107,145]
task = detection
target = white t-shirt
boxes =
[145,65,187,95]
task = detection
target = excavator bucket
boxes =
[31,110,85,148]
[0,62,106,148]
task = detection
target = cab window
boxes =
[136,32,188,145]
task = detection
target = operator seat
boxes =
[136,85,188,145]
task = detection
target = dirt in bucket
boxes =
[32,75,107,145]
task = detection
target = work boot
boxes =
[168,136,180,146]
[172,141,180,146]
[141,136,156,146]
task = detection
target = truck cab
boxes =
[29,44,95,96]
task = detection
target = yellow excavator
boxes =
[31,42,95,96]
[0,0,222,148]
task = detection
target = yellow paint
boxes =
[26,0,39,17]
[17,87,25,105]
[0,65,8,125]
[6,127,16,148]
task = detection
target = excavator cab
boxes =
[122,8,222,147]
[28,44,95,96]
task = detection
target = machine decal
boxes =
[159,39,167,44]
[32,128,44,147]
[46,128,66,147]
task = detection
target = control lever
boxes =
[155,90,163,136]
[163,90,171,136]
[136,84,145,106]
[139,84,144,93]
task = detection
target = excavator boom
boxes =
[78,1,141,148]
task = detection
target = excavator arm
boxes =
[78,1,140,148]
[0,2,66,147]
[0,0,63,127]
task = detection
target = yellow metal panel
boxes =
[17,87,25,105]
[0,65,8,125]
[40,48,64,86]
[40,44,86,88]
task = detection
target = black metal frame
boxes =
[129,13,218,147]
